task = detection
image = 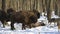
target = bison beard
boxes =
[7,8,40,30]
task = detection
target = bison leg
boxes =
[22,23,25,30]
[27,24,31,28]
[1,20,6,28]
[11,21,15,30]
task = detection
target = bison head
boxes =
[33,9,40,19]
[7,8,15,15]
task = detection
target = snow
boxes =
[51,11,60,18]
[0,22,59,34]
[14,23,22,30]
[38,16,47,21]
[30,26,58,32]
[38,11,60,26]
[38,11,60,21]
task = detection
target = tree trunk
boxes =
[46,0,51,22]
[33,0,35,10]
[2,0,6,11]
[42,0,45,12]
[54,0,58,15]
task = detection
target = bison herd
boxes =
[0,8,41,30]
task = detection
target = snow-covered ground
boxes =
[0,21,59,34]
[0,11,60,34]
[0,23,59,34]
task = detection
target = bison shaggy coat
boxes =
[7,8,40,30]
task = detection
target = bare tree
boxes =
[36,0,38,9]
[42,0,45,12]
[2,0,6,11]
[33,0,35,10]
[54,0,58,15]
[46,0,51,21]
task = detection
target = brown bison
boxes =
[7,8,40,30]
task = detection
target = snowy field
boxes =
[0,25,59,34]
[0,11,60,34]
[0,21,59,34]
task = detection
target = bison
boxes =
[7,8,40,30]
[0,9,8,27]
